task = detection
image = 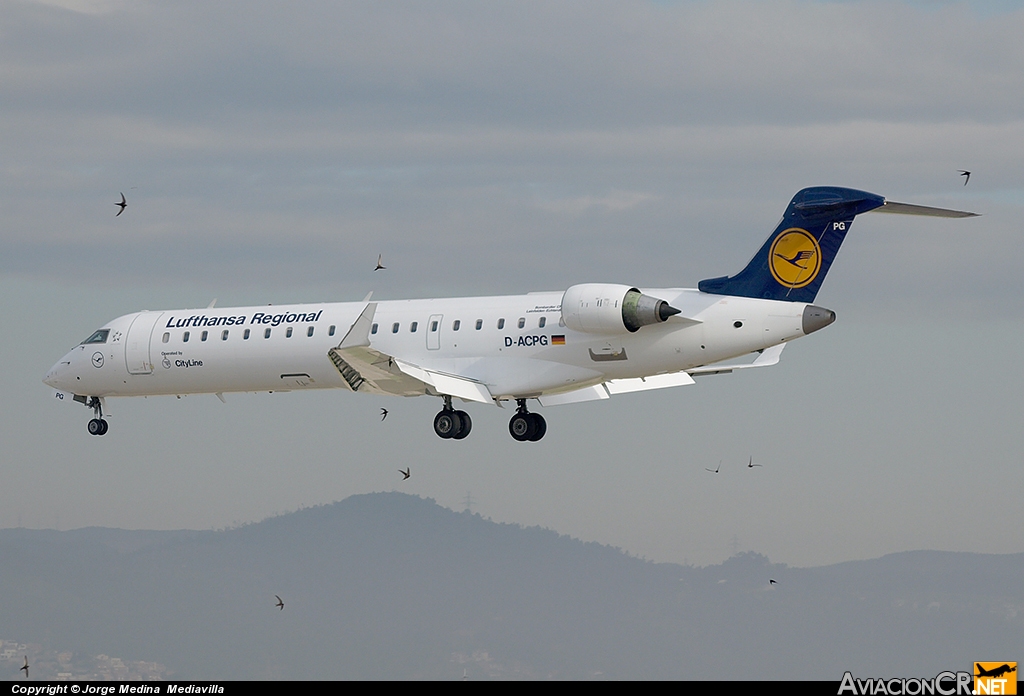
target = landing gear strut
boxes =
[509,399,546,442]
[433,395,472,440]
[86,396,108,436]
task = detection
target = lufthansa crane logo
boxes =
[769,228,821,289]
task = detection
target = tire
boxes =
[433,410,458,439]
[88,419,103,436]
[528,413,546,441]
[98,419,109,435]
[509,413,536,442]
[452,410,472,439]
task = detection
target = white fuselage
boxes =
[44,288,811,403]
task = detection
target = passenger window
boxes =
[539,317,546,328]
[221,330,229,341]
[497,318,505,329]
[518,317,525,329]
[244,329,250,340]
[431,321,438,332]
[307,326,314,337]
[453,320,460,331]
[475,319,483,330]
[162,332,170,343]
[265,328,271,339]
[81,329,110,345]
[201,331,208,342]
[410,321,418,333]
[183,331,190,343]
[392,323,399,334]
[330,325,337,336]
[370,324,377,335]
[286,327,293,338]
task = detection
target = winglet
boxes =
[338,303,378,349]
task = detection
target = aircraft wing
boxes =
[686,343,786,376]
[537,344,786,406]
[327,301,493,402]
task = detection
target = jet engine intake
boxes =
[561,284,681,334]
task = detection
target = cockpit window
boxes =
[81,329,110,345]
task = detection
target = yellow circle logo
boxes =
[769,228,821,289]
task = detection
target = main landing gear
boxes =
[508,399,546,442]
[430,396,547,442]
[433,395,472,440]
[86,396,108,436]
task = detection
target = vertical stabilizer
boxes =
[698,187,885,302]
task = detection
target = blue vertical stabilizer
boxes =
[698,187,885,303]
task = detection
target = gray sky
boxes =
[2,0,1022,567]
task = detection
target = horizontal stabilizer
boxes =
[872,201,979,218]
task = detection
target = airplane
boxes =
[44,187,976,441]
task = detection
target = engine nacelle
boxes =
[560,283,681,334]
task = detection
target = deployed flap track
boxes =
[328,348,367,392]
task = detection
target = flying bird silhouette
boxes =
[115,192,127,216]
[275,595,284,610]
[773,249,814,268]
[769,579,778,585]
[747,456,762,468]
[399,467,410,480]
[380,408,388,421]
[374,254,386,271]
[959,170,971,186]
[20,656,28,678]
[705,460,722,474]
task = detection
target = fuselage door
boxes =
[427,314,443,350]
[124,312,163,375]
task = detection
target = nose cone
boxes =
[44,355,73,390]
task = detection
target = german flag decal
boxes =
[551,335,566,345]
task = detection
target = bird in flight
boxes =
[275,595,284,610]
[115,192,127,216]
[959,170,971,186]
[705,460,721,474]
[380,408,388,421]
[374,254,386,271]
[20,656,28,678]
[769,579,778,585]
[399,467,410,480]
[774,249,814,269]
[747,456,762,468]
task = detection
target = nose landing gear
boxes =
[509,399,546,442]
[86,396,108,436]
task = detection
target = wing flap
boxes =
[537,384,610,407]
[394,360,493,404]
[687,343,786,376]
[605,371,696,394]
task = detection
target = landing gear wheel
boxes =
[509,413,537,442]
[88,418,108,436]
[451,410,472,440]
[528,413,546,441]
[433,410,460,439]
